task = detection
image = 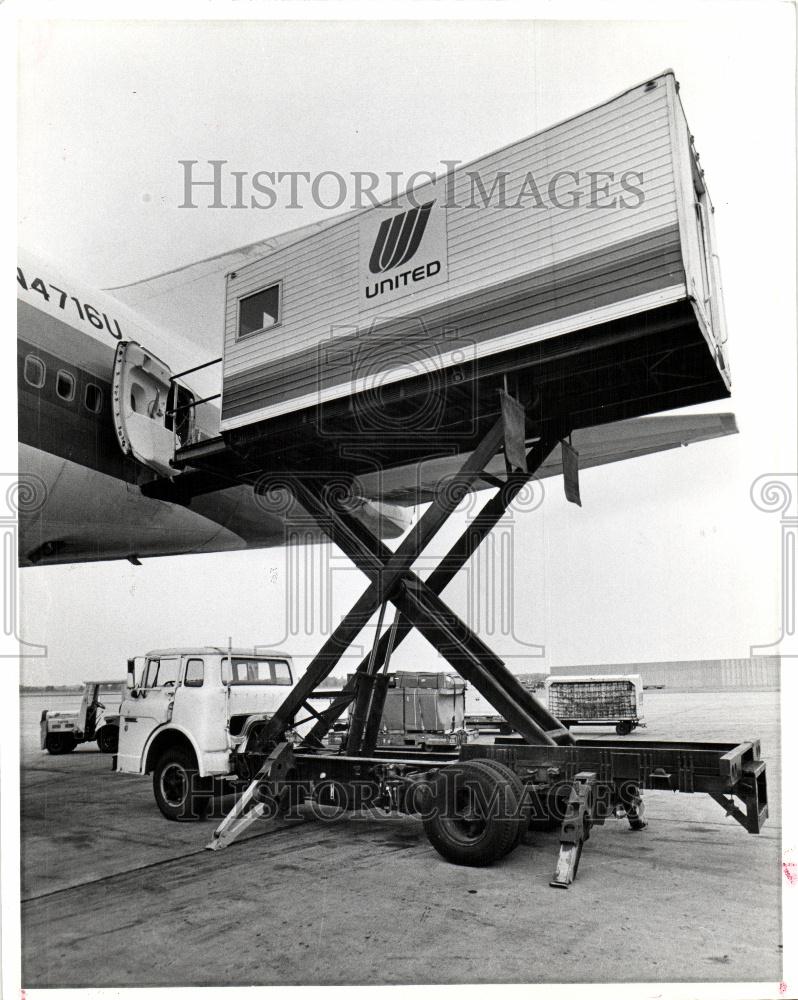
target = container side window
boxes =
[238,284,281,339]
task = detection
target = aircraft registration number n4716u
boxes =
[17,265,124,341]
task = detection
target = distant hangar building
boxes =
[549,657,780,690]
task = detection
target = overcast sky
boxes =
[14,11,796,686]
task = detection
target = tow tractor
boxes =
[40,680,124,755]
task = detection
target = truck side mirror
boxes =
[126,659,136,689]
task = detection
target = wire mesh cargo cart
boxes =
[545,674,645,735]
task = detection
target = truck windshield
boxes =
[222,658,291,686]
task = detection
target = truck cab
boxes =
[116,647,294,819]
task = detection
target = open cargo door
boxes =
[112,341,190,478]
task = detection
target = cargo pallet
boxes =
[172,403,768,887]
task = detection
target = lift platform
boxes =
[167,390,768,888]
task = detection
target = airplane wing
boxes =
[150,412,737,556]
[156,412,737,549]
[354,412,738,506]
[18,412,735,566]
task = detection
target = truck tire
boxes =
[616,721,633,736]
[96,725,119,754]
[476,758,529,850]
[153,747,212,821]
[45,733,77,755]
[422,759,522,867]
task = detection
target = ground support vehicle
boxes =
[217,733,767,885]
[158,75,763,884]
[40,681,124,754]
[170,409,769,887]
[114,648,294,820]
[545,674,645,735]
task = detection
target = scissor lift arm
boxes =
[177,395,768,886]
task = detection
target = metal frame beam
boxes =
[254,416,573,749]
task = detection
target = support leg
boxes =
[550,771,597,888]
[624,784,647,831]
[207,742,296,851]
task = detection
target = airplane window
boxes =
[238,283,281,338]
[24,355,45,389]
[85,383,103,413]
[56,370,75,402]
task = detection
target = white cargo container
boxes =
[221,71,728,438]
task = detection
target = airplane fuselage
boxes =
[16,250,304,565]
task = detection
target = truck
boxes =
[115,647,294,820]
[40,680,125,755]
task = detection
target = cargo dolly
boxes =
[172,395,768,887]
[544,674,646,735]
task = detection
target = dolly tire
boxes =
[423,759,522,867]
[153,747,212,821]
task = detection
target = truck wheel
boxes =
[423,760,522,867]
[45,733,77,755]
[616,721,633,736]
[476,759,529,850]
[96,725,119,754]
[153,747,212,821]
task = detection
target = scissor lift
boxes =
[171,392,768,887]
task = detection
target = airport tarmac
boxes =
[20,689,782,987]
